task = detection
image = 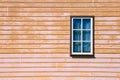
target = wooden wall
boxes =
[0,0,120,80]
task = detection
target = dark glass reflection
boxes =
[73,30,81,40]
[83,30,91,41]
[83,42,91,52]
[73,42,81,52]
[73,19,81,29]
[83,19,91,29]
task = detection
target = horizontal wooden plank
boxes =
[0,31,69,35]
[96,17,120,21]
[0,54,119,58]
[1,0,120,2]
[0,77,119,80]
[95,35,120,39]
[95,26,120,30]
[0,2,120,8]
[0,31,120,35]
[0,26,120,31]
[0,26,70,31]
[0,35,120,39]
[0,72,94,77]
[0,49,69,53]
[94,11,120,16]
[0,58,119,63]
[0,26,119,31]
[0,48,120,54]
[0,21,120,26]
[7,8,94,12]
[0,44,119,49]
[95,49,120,54]
[0,0,93,2]
[96,22,120,26]
[0,44,69,49]
[95,40,120,44]
[0,67,119,72]
[0,35,69,39]
[0,17,69,21]
[95,31,120,35]
[94,3,120,7]
[0,63,119,68]
[2,8,119,12]
[0,72,119,77]
[0,40,69,44]
[1,12,120,17]
[0,3,93,8]
[1,17,120,22]
[0,40,120,45]
[0,54,70,58]
[0,20,119,24]
[95,0,120,2]
[0,22,69,26]
[95,45,120,48]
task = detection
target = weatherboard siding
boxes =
[0,0,120,80]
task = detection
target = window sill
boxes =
[70,55,95,58]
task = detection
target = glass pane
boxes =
[73,19,81,29]
[73,30,81,40]
[83,19,91,29]
[83,30,91,41]
[83,42,91,52]
[73,42,81,52]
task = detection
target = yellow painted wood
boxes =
[0,49,69,54]
[0,48,120,54]
[0,77,119,80]
[0,31,70,35]
[0,44,119,49]
[0,67,119,72]
[0,53,119,58]
[0,26,70,30]
[0,35,120,40]
[0,3,119,8]
[0,44,69,48]
[0,0,93,2]
[0,72,119,77]
[1,17,120,22]
[0,62,120,68]
[1,17,69,21]
[0,30,120,35]
[0,35,69,39]
[0,40,69,44]
[0,58,119,63]
[1,25,120,31]
[95,26,120,30]
[5,12,120,17]
[0,40,120,45]
[1,0,120,2]
[0,3,93,7]
[4,8,120,12]
[0,0,120,79]
[0,22,69,25]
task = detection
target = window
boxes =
[70,16,94,56]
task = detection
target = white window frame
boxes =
[71,16,94,56]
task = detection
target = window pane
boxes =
[83,30,91,41]
[73,30,81,40]
[73,19,81,29]
[73,42,81,52]
[83,42,91,52]
[83,19,91,29]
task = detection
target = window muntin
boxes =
[71,17,93,55]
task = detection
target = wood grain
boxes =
[0,0,120,79]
